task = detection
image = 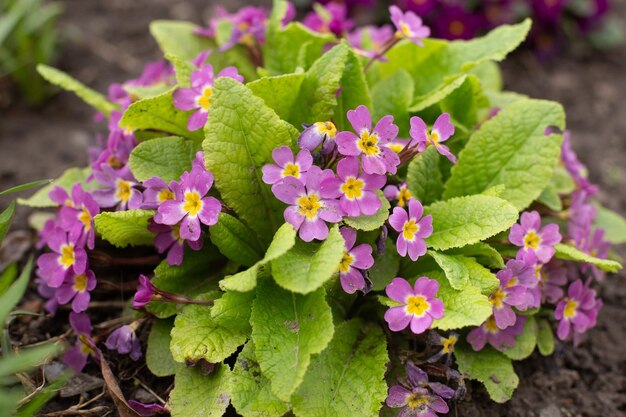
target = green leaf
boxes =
[220,223,297,292]
[230,342,290,417]
[343,190,390,231]
[536,319,555,356]
[454,343,519,403]
[209,213,264,267]
[593,204,626,244]
[119,90,204,142]
[93,210,155,248]
[426,270,492,331]
[333,44,372,131]
[129,136,200,182]
[409,74,468,112]
[462,257,500,295]
[485,90,527,109]
[0,343,60,377]
[428,251,469,290]
[440,74,489,129]
[146,318,180,377]
[446,243,505,269]
[371,69,413,137]
[443,99,566,210]
[124,83,172,101]
[0,179,52,196]
[553,243,622,272]
[203,77,294,243]
[150,20,214,61]
[291,320,388,417]
[37,64,118,116]
[0,264,17,295]
[169,364,231,417]
[147,249,223,318]
[0,257,33,324]
[0,201,15,242]
[368,238,400,291]
[424,195,519,251]
[247,73,306,123]
[271,225,344,294]
[17,167,96,208]
[407,146,444,206]
[537,186,562,211]
[469,61,502,92]
[170,290,254,363]
[502,316,538,360]
[250,278,334,401]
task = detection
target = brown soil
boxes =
[0,1,625,416]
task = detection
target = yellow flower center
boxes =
[239,32,255,46]
[387,143,404,153]
[484,316,499,333]
[340,177,365,200]
[171,224,184,243]
[338,250,353,273]
[60,244,75,268]
[182,191,203,217]
[357,130,380,156]
[79,334,94,356]
[397,187,412,207]
[79,208,92,231]
[316,121,337,138]
[116,180,132,203]
[428,131,441,147]
[442,335,457,354]
[489,288,506,309]
[405,295,430,317]
[282,163,300,179]
[73,273,88,292]
[564,299,578,319]
[407,392,428,409]
[197,86,213,111]
[297,194,322,220]
[402,219,419,241]
[505,277,518,288]
[158,189,175,203]
[399,23,414,38]
[524,230,541,250]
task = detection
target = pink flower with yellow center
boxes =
[384,182,413,208]
[298,121,338,153]
[63,312,96,373]
[262,146,313,185]
[467,315,527,351]
[388,198,432,261]
[173,64,243,131]
[36,227,88,288]
[153,165,221,242]
[554,280,602,341]
[149,221,203,266]
[409,113,457,163]
[56,269,97,313]
[141,176,177,210]
[52,184,100,250]
[384,277,444,334]
[336,227,374,294]
[509,210,561,263]
[92,165,143,211]
[389,5,431,46]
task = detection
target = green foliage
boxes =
[502,316,538,360]
[407,147,445,206]
[93,210,155,248]
[146,319,179,377]
[428,251,469,290]
[593,204,626,244]
[17,167,96,208]
[536,318,555,356]
[371,69,413,137]
[343,191,390,231]
[446,243,505,269]
[129,136,200,182]
[250,279,334,401]
[0,202,15,243]
[210,213,264,267]
[554,243,622,272]
[247,73,307,123]
[332,44,372,131]
[424,195,519,251]
[368,238,401,291]
[169,365,231,417]
[291,320,388,417]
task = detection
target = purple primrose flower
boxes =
[298,121,338,153]
[105,324,142,361]
[389,5,431,46]
[56,269,97,313]
[409,114,456,163]
[337,227,374,294]
[467,315,527,351]
[509,211,561,263]
[54,184,100,250]
[133,274,156,309]
[303,2,353,36]
[262,146,313,185]
[555,280,602,341]
[63,312,97,373]
[384,182,413,208]
[384,277,444,334]
[149,221,204,266]
[388,199,432,261]
[92,165,143,211]
[490,267,529,329]
[37,227,88,288]
[141,176,177,210]
[128,400,169,416]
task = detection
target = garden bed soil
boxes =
[0,0,625,416]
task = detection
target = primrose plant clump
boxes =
[22,1,626,415]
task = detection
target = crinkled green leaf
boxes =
[150,20,214,61]
[169,364,231,417]
[170,290,254,363]
[537,185,563,211]
[17,167,96,208]
[536,318,555,356]
[409,74,467,112]
[446,243,504,270]
[147,249,223,318]
[124,83,171,100]
[455,343,519,403]
[0,201,15,243]
[343,190,390,232]
[291,320,388,417]
[333,44,372,131]
[440,74,489,129]
[368,238,400,291]
[553,243,622,272]
[469,61,502,92]
[444,99,566,210]
[220,223,297,292]
[231,342,290,417]
[593,204,626,244]
[146,318,179,377]
[407,146,444,206]
[247,73,306,123]
[503,316,538,360]
[129,136,200,182]
[120,89,204,142]
[424,195,519,251]
[93,210,155,248]
[462,257,500,295]
[426,270,492,331]
[210,213,264,268]
[37,64,118,116]
[250,278,334,401]
[271,225,344,294]
[203,77,294,244]
[428,251,469,290]
[371,69,413,137]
